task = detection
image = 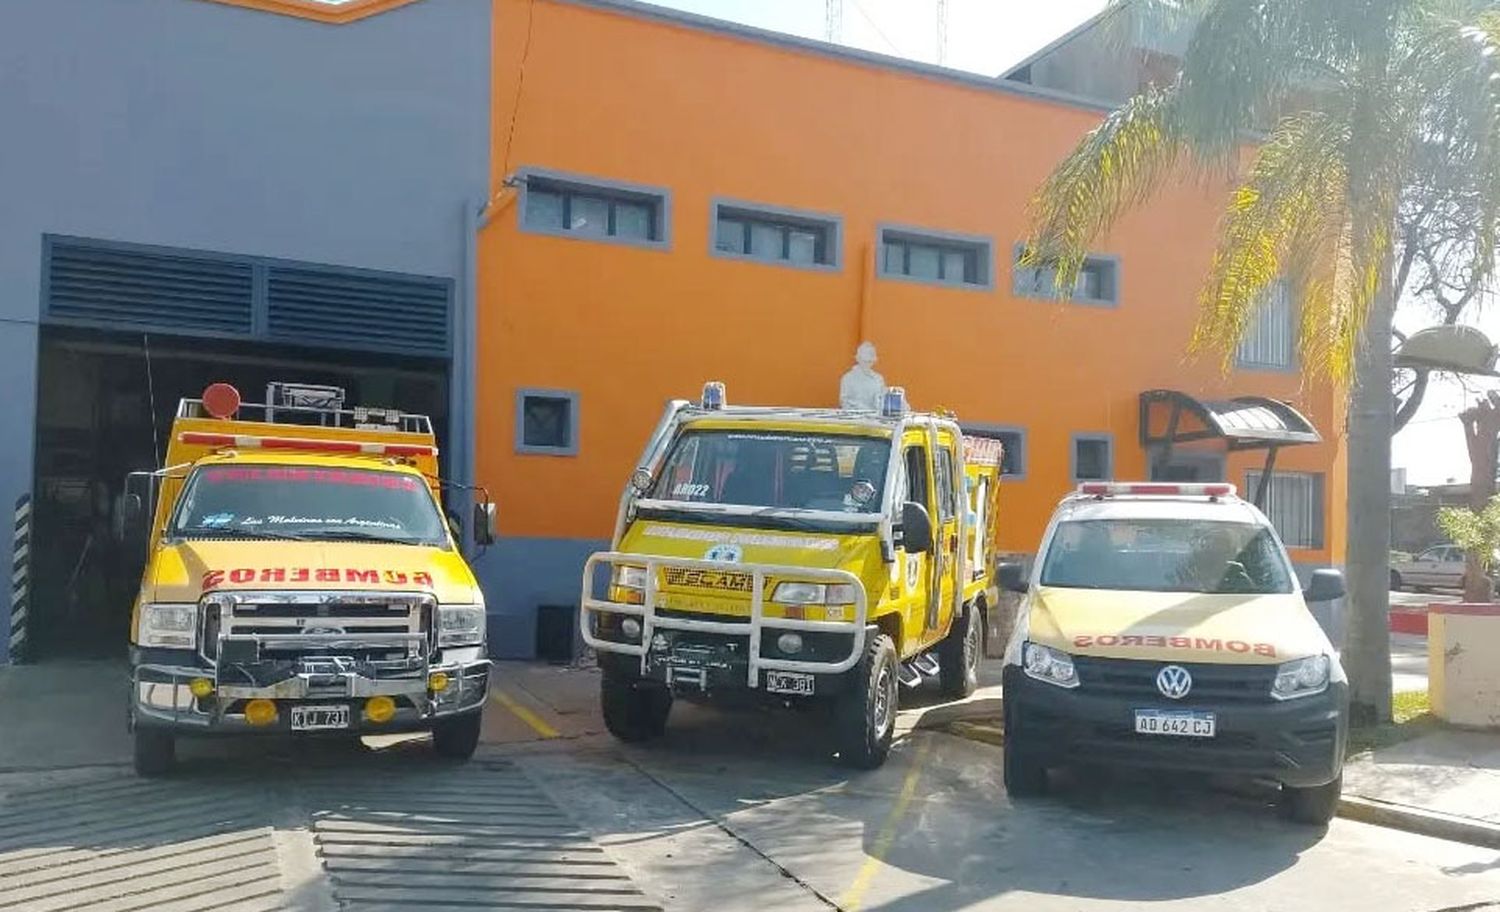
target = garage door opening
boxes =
[29,326,449,660]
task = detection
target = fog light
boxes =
[429,672,451,693]
[188,677,215,699]
[651,633,670,652]
[776,632,804,655]
[244,699,277,726]
[364,695,397,724]
[621,618,642,639]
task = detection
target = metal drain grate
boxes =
[306,761,661,911]
[0,774,282,912]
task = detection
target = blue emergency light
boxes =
[701,381,726,410]
[881,386,908,418]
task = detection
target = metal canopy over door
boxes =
[42,235,453,358]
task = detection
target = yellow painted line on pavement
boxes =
[838,737,933,911]
[491,689,560,739]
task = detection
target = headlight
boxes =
[772,582,858,605]
[1022,642,1079,689]
[1271,654,1330,700]
[438,604,486,648]
[137,603,198,649]
[614,565,647,590]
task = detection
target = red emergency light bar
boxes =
[1078,482,1236,498]
[179,431,436,458]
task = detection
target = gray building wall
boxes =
[0,0,491,662]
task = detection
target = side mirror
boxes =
[474,502,497,546]
[1304,568,1345,603]
[900,501,934,553]
[123,492,144,525]
[997,561,1028,594]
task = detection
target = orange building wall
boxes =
[478,0,1346,566]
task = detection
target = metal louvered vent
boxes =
[45,240,254,334]
[267,266,451,357]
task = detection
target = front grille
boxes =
[1074,656,1278,705]
[213,592,430,665]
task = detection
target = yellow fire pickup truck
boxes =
[582,383,1004,768]
[124,383,495,776]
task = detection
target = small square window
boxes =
[523,189,565,231]
[1072,435,1112,481]
[516,390,578,455]
[716,217,747,254]
[964,427,1025,479]
[613,201,654,241]
[1238,280,1295,369]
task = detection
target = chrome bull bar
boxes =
[581,551,869,688]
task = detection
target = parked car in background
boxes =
[1389,544,1496,592]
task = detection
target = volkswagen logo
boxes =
[1156,665,1193,699]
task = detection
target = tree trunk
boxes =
[1461,394,1500,603]
[1345,280,1395,726]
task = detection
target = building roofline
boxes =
[558,0,1115,116]
[1000,5,1126,79]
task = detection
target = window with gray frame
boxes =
[965,428,1025,478]
[522,175,664,244]
[1246,470,1323,549]
[517,390,578,455]
[1013,247,1119,304]
[880,228,990,287]
[1237,280,1294,369]
[714,203,837,267]
[1072,434,1113,481]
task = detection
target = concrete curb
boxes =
[1339,795,1500,848]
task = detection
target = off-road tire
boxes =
[133,727,175,778]
[601,671,672,743]
[432,711,483,760]
[1282,774,1341,825]
[937,602,982,699]
[1002,702,1047,797]
[835,633,898,770]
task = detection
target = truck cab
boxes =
[126,383,495,776]
[582,383,1003,768]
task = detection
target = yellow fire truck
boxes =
[125,383,495,776]
[582,383,1004,768]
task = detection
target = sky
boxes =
[642,1,1492,488]
[650,0,1108,75]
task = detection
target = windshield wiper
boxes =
[176,527,311,541]
[313,529,426,545]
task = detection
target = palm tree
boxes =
[1025,0,1500,723]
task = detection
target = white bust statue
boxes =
[839,342,886,411]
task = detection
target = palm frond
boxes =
[1022,86,1185,293]
[1191,110,1353,373]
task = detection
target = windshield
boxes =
[652,430,891,512]
[172,465,448,547]
[1039,519,1294,594]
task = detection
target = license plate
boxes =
[765,671,815,696]
[1134,709,1216,738]
[289,704,350,731]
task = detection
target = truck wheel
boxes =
[133,727,175,778]
[836,633,898,769]
[1002,702,1046,797]
[601,671,672,743]
[937,602,981,699]
[432,711,483,761]
[1282,774,1341,825]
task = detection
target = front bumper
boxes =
[131,652,491,735]
[1003,665,1347,788]
[581,551,870,690]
